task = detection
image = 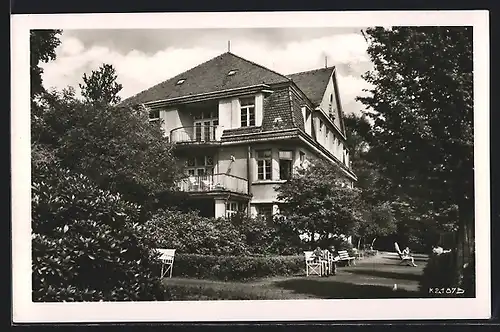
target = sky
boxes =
[40,28,374,116]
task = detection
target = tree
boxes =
[344,113,399,249]
[30,30,62,97]
[33,88,184,220]
[357,27,473,267]
[79,63,123,105]
[276,159,363,247]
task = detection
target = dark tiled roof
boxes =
[119,52,291,107]
[221,126,262,137]
[286,67,335,107]
[261,87,294,131]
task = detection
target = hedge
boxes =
[171,254,304,281]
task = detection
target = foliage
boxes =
[357,27,474,266]
[32,89,183,220]
[143,209,249,256]
[229,213,302,255]
[276,158,363,246]
[419,251,472,298]
[30,30,62,96]
[32,159,165,301]
[172,254,304,281]
[79,63,123,105]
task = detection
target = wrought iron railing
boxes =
[178,173,248,195]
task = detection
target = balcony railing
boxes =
[170,125,223,144]
[178,173,248,195]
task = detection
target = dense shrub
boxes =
[171,254,304,281]
[32,162,164,301]
[143,210,249,255]
[419,251,475,297]
[229,213,302,255]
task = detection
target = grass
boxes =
[162,252,429,300]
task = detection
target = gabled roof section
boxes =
[286,67,335,107]
[119,52,291,107]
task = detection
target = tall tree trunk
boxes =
[456,197,475,281]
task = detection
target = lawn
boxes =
[162,252,429,300]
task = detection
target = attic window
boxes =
[228,70,238,76]
[176,79,186,85]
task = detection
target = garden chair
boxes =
[155,248,176,278]
[304,251,326,277]
[337,250,356,266]
[323,249,338,275]
[353,248,364,260]
[394,242,416,266]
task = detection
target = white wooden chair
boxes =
[337,250,356,266]
[304,251,326,276]
[323,250,338,275]
[155,248,176,278]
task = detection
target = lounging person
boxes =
[432,245,452,255]
[402,247,418,267]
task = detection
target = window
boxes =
[186,155,214,176]
[240,97,256,127]
[226,201,245,218]
[228,69,238,76]
[299,151,306,165]
[193,111,218,142]
[256,150,272,180]
[256,204,273,223]
[176,79,186,85]
[319,120,323,133]
[279,150,293,180]
[149,109,160,122]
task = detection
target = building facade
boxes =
[119,52,357,220]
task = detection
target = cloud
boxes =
[41,29,374,115]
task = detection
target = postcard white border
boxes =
[11,10,490,322]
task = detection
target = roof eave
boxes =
[143,84,273,108]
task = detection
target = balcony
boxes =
[170,125,223,144]
[178,173,248,195]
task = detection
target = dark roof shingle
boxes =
[119,52,291,107]
[286,67,335,107]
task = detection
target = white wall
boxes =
[219,93,264,130]
[319,75,342,130]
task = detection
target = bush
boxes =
[419,251,474,297]
[171,254,304,281]
[32,162,164,301]
[143,210,249,255]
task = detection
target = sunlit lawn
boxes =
[162,252,429,300]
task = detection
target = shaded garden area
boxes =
[162,253,427,300]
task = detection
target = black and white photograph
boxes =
[11,11,490,322]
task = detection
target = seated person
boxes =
[402,247,417,267]
[312,246,325,262]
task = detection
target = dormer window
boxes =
[176,79,186,85]
[240,97,255,127]
[228,69,238,76]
